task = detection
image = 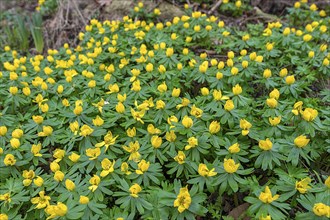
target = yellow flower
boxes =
[12,128,23,138]
[174,186,191,213]
[240,119,252,136]
[50,162,60,172]
[198,163,217,177]
[313,203,330,217]
[295,177,311,194]
[126,127,136,137]
[231,67,239,75]
[201,87,209,96]
[259,138,273,151]
[166,48,174,57]
[53,149,65,162]
[303,34,312,42]
[182,116,193,128]
[294,135,310,148]
[172,88,181,97]
[121,162,131,175]
[22,170,35,186]
[258,186,279,203]
[131,108,145,124]
[185,137,198,150]
[301,108,318,121]
[228,143,240,154]
[92,116,104,126]
[80,125,94,137]
[146,63,153,72]
[123,141,141,162]
[33,115,44,124]
[38,126,53,137]
[266,98,277,108]
[176,98,190,109]
[45,202,68,219]
[269,88,280,100]
[156,100,165,109]
[286,75,295,85]
[190,105,203,118]
[54,170,64,182]
[209,121,221,134]
[232,84,242,95]
[79,196,89,204]
[174,151,186,164]
[224,100,235,111]
[68,152,80,163]
[0,192,11,204]
[0,126,8,136]
[259,215,272,220]
[263,69,272,78]
[33,176,44,187]
[292,101,303,115]
[65,179,75,191]
[269,116,281,126]
[86,148,101,160]
[69,121,79,135]
[325,176,330,188]
[4,154,16,166]
[223,158,240,173]
[129,183,142,198]
[136,159,150,175]
[31,191,51,209]
[10,138,20,149]
[157,82,167,93]
[0,214,8,220]
[95,131,118,151]
[151,135,162,148]
[100,158,116,177]
[89,175,101,192]
[166,131,177,142]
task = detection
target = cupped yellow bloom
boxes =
[286,75,295,85]
[176,98,190,109]
[232,84,242,95]
[53,149,65,162]
[174,186,191,213]
[65,179,75,191]
[123,141,141,162]
[126,127,136,137]
[0,126,8,136]
[313,203,330,217]
[131,108,145,124]
[269,88,280,100]
[185,137,198,150]
[80,125,94,137]
[172,88,181,97]
[31,191,51,209]
[0,214,8,220]
[38,126,53,137]
[32,115,44,124]
[10,138,20,149]
[223,158,239,173]
[224,100,235,111]
[292,101,303,115]
[301,108,318,121]
[263,69,272,78]
[22,170,35,186]
[100,158,116,177]
[157,82,167,93]
[92,116,104,126]
[68,152,80,163]
[86,148,101,160]
[259,215,272,220]
[45,202,68,219]
[166,131,177,142]
[325,176,330,188]
[136,159,150,174]
[198,163,217,177]
[79,196,90,204]
[151,135,162,148]
[209,121,221,134]
[240,119,252,136]
[228,143,240,154]
[12,128,23,138]
[50,162,60,172]
[190,105,203,118]
[294,135,310,148]
[269,116,281,126]
[4,154,16,166]
[33,176,44,187]
[89,175,101,192]
[295,177,311,194]
[129,183,142,198]
[95,131,119,151]
[69,121,79,135]
[259,186,279,203]
[182,116,193,128]
[174,151,186,164]
[259,138,273,151]
[266,98,277,108]
[54,170,64,182]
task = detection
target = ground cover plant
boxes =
[0,0,329,219]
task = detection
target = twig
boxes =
[208,0,222,15]
[72,0,87,26]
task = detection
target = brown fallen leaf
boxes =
[228,203,250,220]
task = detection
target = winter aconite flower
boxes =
[95,131,118,151]
[259,138,273,151]
[182,116,193,128]
[135,160,150,174]
[228,143,240,154]
[89,175,101,192]
[301,108,318,121]
[313,203,330,217]
[259,186,279,204]
[129,183,142,198]
[174,186,192,213]
[4,154,16,166]
[223,158,240,173]
[79,196,89,204]
[294,135,310,148]
[100,159,115,177]
[174,151,186,164]
[38,126,53,137]
[79,125,94,137]
[295,177,311,194]
[269,116,281,126]
[45,202,68,219]
[240,119,252,136]
[31,191,51,209]
[209,121,220,134]
[198,164,217,177]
